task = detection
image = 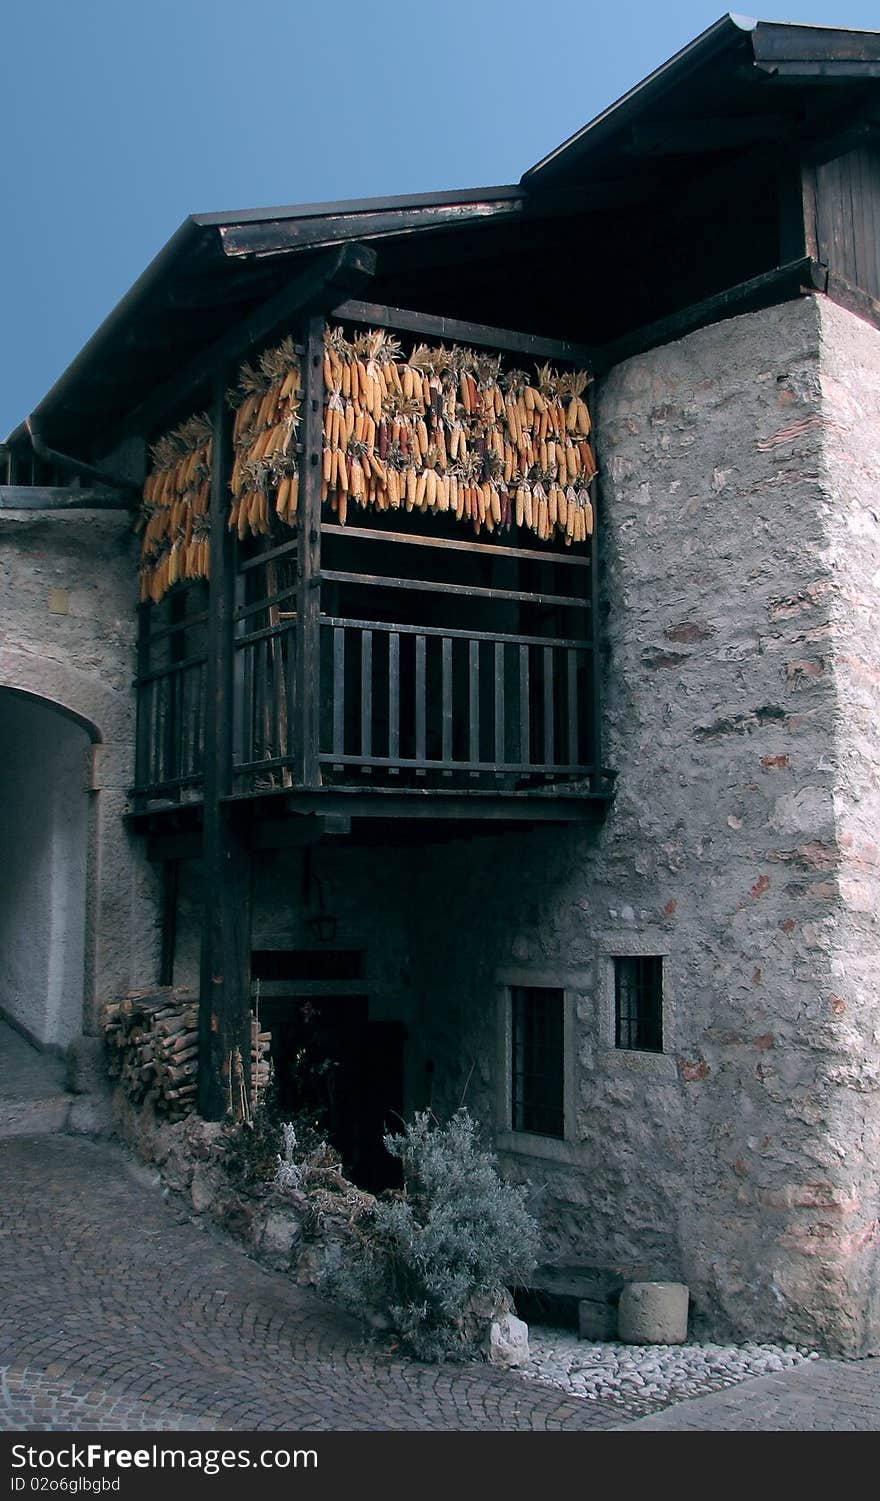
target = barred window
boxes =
[614,956,663,1052]
[510,986,564,1138]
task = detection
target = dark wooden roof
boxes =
[8,14,880,458]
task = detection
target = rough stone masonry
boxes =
[393,295,880,1357]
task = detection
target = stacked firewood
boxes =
[103,988,199,1120]
[104,990,272,1121]
[138,417,212,603]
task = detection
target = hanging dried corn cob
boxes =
[316,326,596,546]
[140,324,596,601]
[227,335,302,540]
[138,415,212,603]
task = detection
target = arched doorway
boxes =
[0,690,96,1049]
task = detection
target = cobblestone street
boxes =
[0,1135,627,1432]
[2,1133,879,1432]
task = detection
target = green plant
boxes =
[318,1109,540,1362]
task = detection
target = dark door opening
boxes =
[259,994,407,1193]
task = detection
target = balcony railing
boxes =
[132,302,604,818]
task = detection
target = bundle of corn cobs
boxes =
[226,325,595,545]
[227,335,301,539]
[319,327,595,542]
[139,324,596,601]
[138,417,212,602]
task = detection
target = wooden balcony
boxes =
[132,512,606,833]
[131,300,611,839]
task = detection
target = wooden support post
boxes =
[198,375,253,1121]
[294,315,325,788]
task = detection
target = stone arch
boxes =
[0,683,103,745]
[0,645,133,749]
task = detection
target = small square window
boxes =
[614,956,663,1052]
[510,986,564,1138]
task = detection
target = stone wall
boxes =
[396,295,878,1355]
[0,508,161,1034]
[813,298,880,1353]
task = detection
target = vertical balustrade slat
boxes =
[284,624,296,761]
[389,632,400,760]
[519,644,530,767]
[494,641,505,767]
[255,637,266,764]
[333,627,345,756]
[544,645,554,768]
[469,638,480,765]
[442,637,453,764]
[176,665,185,781]
[361,629,373,759]
[189,666,199,780]
[415,634,426,763]
[567,648,578,767]
[267,626,278,761]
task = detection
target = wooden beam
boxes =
[220,199,525,258]
[229,787,610,824]
[826,270,880,334]
[331,299,595,366]
[125,241,377,439]
[197,376,253,1121]
[293,316,325,789]
[0,485,131,510]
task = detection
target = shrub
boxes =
[317,1109,540,1361]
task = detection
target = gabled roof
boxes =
[8,14,880,454]
[524,13,880,189]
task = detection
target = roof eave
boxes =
[4,215,204,448]
[521,12,757,185]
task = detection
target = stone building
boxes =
[2,15,879,1355]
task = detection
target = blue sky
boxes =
[2,0,879,438]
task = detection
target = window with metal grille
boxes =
[510,986,564,1138]
[614,956,663,1052]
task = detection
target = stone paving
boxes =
[0,1135,630,1432]
[1,1024,879,1433]
[616,1357,880,1430]
[3,1134,880,1433]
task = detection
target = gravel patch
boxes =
[523,1327,819,1414]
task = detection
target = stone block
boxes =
[487,1313,530,1368]
[259,1208,302,1261]
[618,1282,689,1344]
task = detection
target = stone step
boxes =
[0,1094,72,1138]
